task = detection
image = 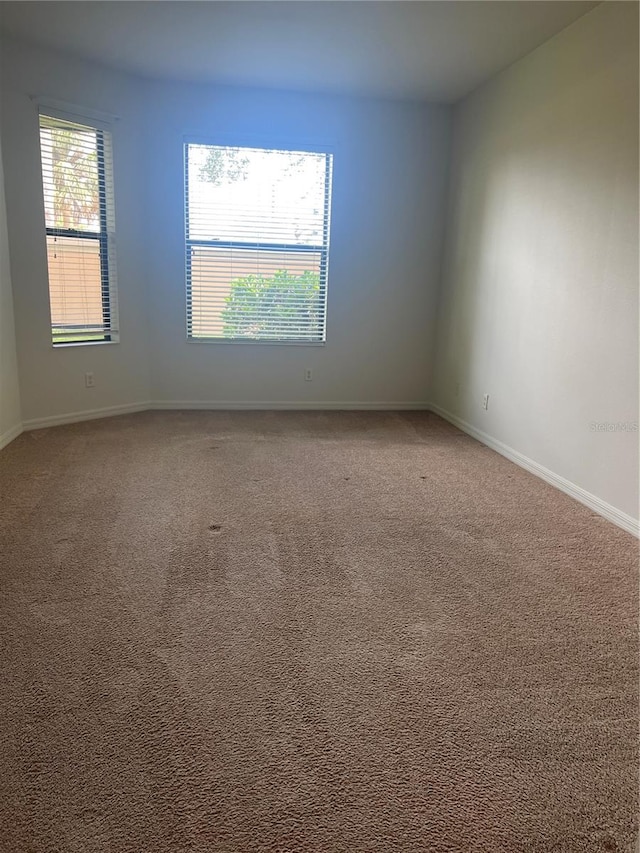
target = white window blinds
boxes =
[39,113,118,345]
[184,143,333,342]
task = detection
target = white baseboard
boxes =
[12,398,639,537]
[0,422,23,451]
[149,400,430,411]
[428,402,639,538]
[22,401,151,431]
[18,399,428,431]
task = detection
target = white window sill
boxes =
[186,337,326,347]
[53,339,120,349]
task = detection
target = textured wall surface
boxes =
[432,2,639,520]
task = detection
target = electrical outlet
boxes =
[482,393,489,410]
[85,372,95,388]
[304,368,313,381]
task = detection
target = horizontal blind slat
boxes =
[40,112,118,344]
[185,143,332,343]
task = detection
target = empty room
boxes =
[0,1,638,850]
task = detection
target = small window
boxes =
[39,113,118,345]
[184,143,333,343]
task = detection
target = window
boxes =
[39,112,117,345]
[184,143,333,343]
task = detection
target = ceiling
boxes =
[0,1,600,103]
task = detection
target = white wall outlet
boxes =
[304,368,313,381]
[85,372,95,388]
[482,393,489,410]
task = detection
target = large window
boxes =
[184,143,333,343]
[39,113,117,345]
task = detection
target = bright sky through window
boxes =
[184,144,332,343]
[39,113,117,345]
[187,146,326,245]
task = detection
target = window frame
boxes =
[183,138,334,346]
[38,105,118,348]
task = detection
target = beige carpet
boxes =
[0,410,637,853]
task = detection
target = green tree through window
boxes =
[185,143,332,342]
[221,269,321,339]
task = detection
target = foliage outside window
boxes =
[39,113,117,345]
[184,143,333,343]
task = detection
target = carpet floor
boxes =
[0,410,637,853]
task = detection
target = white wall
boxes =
[432,2,639,523]
[142,80,450,406]
[0,37,451,419]
[2,13,637,529]
[0,126,22,445]
[0,39,151,424]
